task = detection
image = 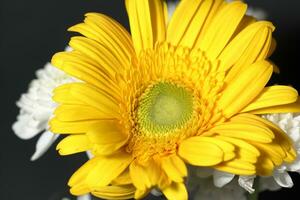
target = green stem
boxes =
[247,177,259,200]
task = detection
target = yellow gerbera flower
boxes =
[50,0,300,199]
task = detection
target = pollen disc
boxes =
[137,82,193,134]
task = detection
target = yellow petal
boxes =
[167,0,217,48]
[218,21,274,72]
[162,182,188,200]
[249,97,300,114]
[161,154,187,182]
[218,60,273,118]
[69,156,101,187]
[53,84,82,105]
[55,83,119,118]
[91,184,135,200]
[251,142,285,166]
[68,13,134,69]
[69,152,132,190]
[242,86,298,112]
[129,159,164,190]
[69,36,122,78]
[216,136,260,164]
[129,160,152,190]
[86,121,128,155]
[215,159,256,175]
[255,156,274,176]
[197,1,247,59]
[56,135,91,155]
[178,137,225,166]
[52,52,120,98]
[126,0,166,53]
[55,105,113,121]
[50,117,102,134]
[230,113,296,164]
[134,189,150,199]
[233,113,294,152]
[211,122,274,143]
[112,170,132,185]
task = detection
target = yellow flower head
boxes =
[50,0,300,199]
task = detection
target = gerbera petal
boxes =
[249,98,300,114]
[256,156,274,176]
[229,113,296,165]
[50,118,104,134]
[251,142,285,166]
[86,121,128,155]
[197,1,247,59]
[161,154,187,182]
[129,159,165,191]
[56,135,91,155]
[216,135,260,164]
[167,0,220,48]
[126,0,166,53]
[68,36,123,77]
[242,85,298,112]
[68,13,134,69]
[178,136,235,166]
[69,151,132,193]
[112,170,132,185]
[53,83,119,117]
[91,184,135,200]
[211,122,274,143]
[162,182,188,200]
[215,159,256,175]
[52,52,120,98]
[218,60,273,118]
[55,105,113,121]
[218,21,274,72]
[232,113,294,153]
[129,160,152,190]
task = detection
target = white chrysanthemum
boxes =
[12,50,75,160]
[262,113,300,187]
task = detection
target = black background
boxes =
[1,0,300,199]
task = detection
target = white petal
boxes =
[213,171,235,188]
[238,176,255,193]
[12,114,42,139]
[273,171,293,188]
[86,151,94,159]
[151,188,162,197]
[286,155,300,172]
[30,131,59,161]
[77,194,91,200]
[288,127,300,142]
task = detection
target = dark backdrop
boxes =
[1,0,300,199]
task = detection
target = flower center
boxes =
[137,82,193,134]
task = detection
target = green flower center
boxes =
[137,82,193,134]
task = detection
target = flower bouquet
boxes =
[13,0,300,199]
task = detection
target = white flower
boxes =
[261,113,300,188]
[12,47,75,160]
